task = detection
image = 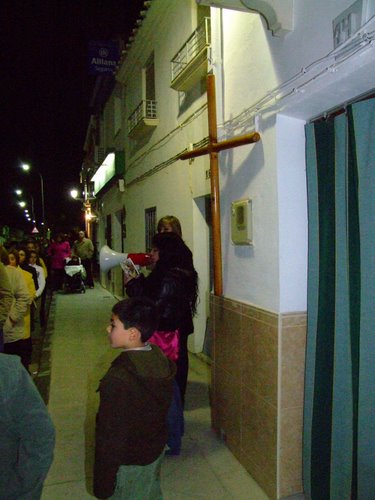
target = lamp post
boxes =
[21,163,45,234]
[70,187,96,239]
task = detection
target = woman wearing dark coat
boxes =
[125,232,198,398]
[125,232,198,453]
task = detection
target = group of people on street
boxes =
[0,230,95,371]
[0,242,46,371]
[0,227,97,500]
[0,216,199,499]
[0,248,55,499]
[48,230,95,291]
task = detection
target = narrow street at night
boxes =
[39,285,269,499]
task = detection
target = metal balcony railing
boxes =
[128,99,157,133]
[171,17,211,84]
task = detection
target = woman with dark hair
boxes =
[125,232,198,454]
[18,247,39,333]
[18,247,38,293]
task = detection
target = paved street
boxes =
[36,285,269,499]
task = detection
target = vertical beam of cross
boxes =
[180,74,260,296]
[207,74,223,296]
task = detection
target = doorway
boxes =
[192,194,213,358]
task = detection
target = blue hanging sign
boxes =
[88,41,120,75]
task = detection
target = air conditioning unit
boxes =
[94,146,105,166]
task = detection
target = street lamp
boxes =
[70,187,97,238]
[70,189,80,200]
[21,163,45,233]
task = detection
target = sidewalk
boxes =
[29,289,52,399]
[40,284,269,499]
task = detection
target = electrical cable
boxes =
[126,14,375,186]
[219,16,375,131]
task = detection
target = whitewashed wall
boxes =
[212,2,375,312]
[116,0,211,351]
[96,0,375,347]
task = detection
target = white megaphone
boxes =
[99,245,151,272]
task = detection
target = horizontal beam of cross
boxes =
[179,132,261,160]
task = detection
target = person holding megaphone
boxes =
[99,246,152,274]
[124,232,198,455]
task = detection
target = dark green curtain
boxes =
[304,97,375,499]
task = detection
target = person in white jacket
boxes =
[28,251,46,298]
[28,250,46,332]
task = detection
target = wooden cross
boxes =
[179,74,260,296]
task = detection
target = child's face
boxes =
[150,247,160,268]
[107,313,137,349]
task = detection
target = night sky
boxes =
[1,0,144,235]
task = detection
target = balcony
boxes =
[170,17,211,92]
[128,100,159,138]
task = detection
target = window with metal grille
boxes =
[145,207,156,251]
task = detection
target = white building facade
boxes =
[84,0,375,497]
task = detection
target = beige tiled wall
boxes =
[211,296,306,499]
[279,313,306,497]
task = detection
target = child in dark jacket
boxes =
[94,297,175,499]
